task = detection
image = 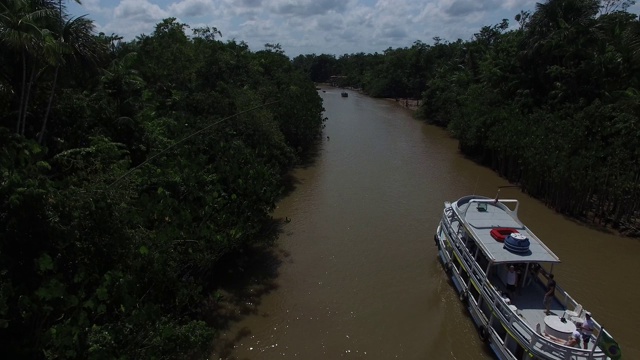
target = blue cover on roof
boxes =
[503,233,530,254]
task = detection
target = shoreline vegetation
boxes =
[1,6,324,358]
[299,1,640,238]
[389,98,422,111]
[319,83,422,112]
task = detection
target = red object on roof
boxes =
[490,228,519,242]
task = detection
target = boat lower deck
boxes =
[439,199,613,360]
[490,272,597,352]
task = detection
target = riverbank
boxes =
[386,98,421,111]
[316,84,422,112]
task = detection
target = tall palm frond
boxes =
[623,21,640,61]
[0,0,58,133]
[39,14,106,143]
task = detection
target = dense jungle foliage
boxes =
[0,0,324,358]
[294,0,640,236]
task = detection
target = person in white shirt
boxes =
[506,265,518,300]
[578,312,595,349]
[564,330,581,347]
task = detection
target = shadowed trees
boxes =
[1,3,324,359]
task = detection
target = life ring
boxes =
[490,228,518,242]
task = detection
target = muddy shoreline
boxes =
[317,83,421,112]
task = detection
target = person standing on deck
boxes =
[578,312,595,349]
[506,265,518,300]
[543,274,556,315]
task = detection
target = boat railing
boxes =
[533,266,579,311]
[533,267,604,331]
[449,206,495,268]
[442,209,456,242]
[523,267,610,359]
[459,198,520,220]
[441,209,488,283]
[480,281,609,360]
[455,195,476,208]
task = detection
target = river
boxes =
[212,88,639,359]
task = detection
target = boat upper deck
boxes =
[452,196,560,264]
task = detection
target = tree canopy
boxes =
[1,3,324,359]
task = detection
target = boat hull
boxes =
[435,224,517,360]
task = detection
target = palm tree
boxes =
[527,0,600,50]
[0,0,56,134]
[39,14,105,144]
[1,0,90,139]
[623,19,640,61]
[523,0,602,102]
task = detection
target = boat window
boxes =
[476,202,488,212]
[461,269,470,284]
[513,343,526,359]
[469,285,480,302]
[491,317,507,339]
[466,240,477,254]
[476,252,489,273]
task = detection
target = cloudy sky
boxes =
[67,0,638,57]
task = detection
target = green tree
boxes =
[0,0,57,134]
[39,15,106,144]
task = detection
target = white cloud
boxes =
[270,0,351,17]
[218,0,265,17]
[503,0,536,11]
[168,0,215,18]
[80,0,103,12]
[444,0,500,17]
[99,0,169,37]
[68,0,551,56]
[113,0,168,22]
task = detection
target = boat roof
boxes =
[452,196,561,264]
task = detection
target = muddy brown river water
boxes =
[213,88,639,359]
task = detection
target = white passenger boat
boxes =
[434,194,622,360]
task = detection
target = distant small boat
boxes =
[341,92,348,97]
